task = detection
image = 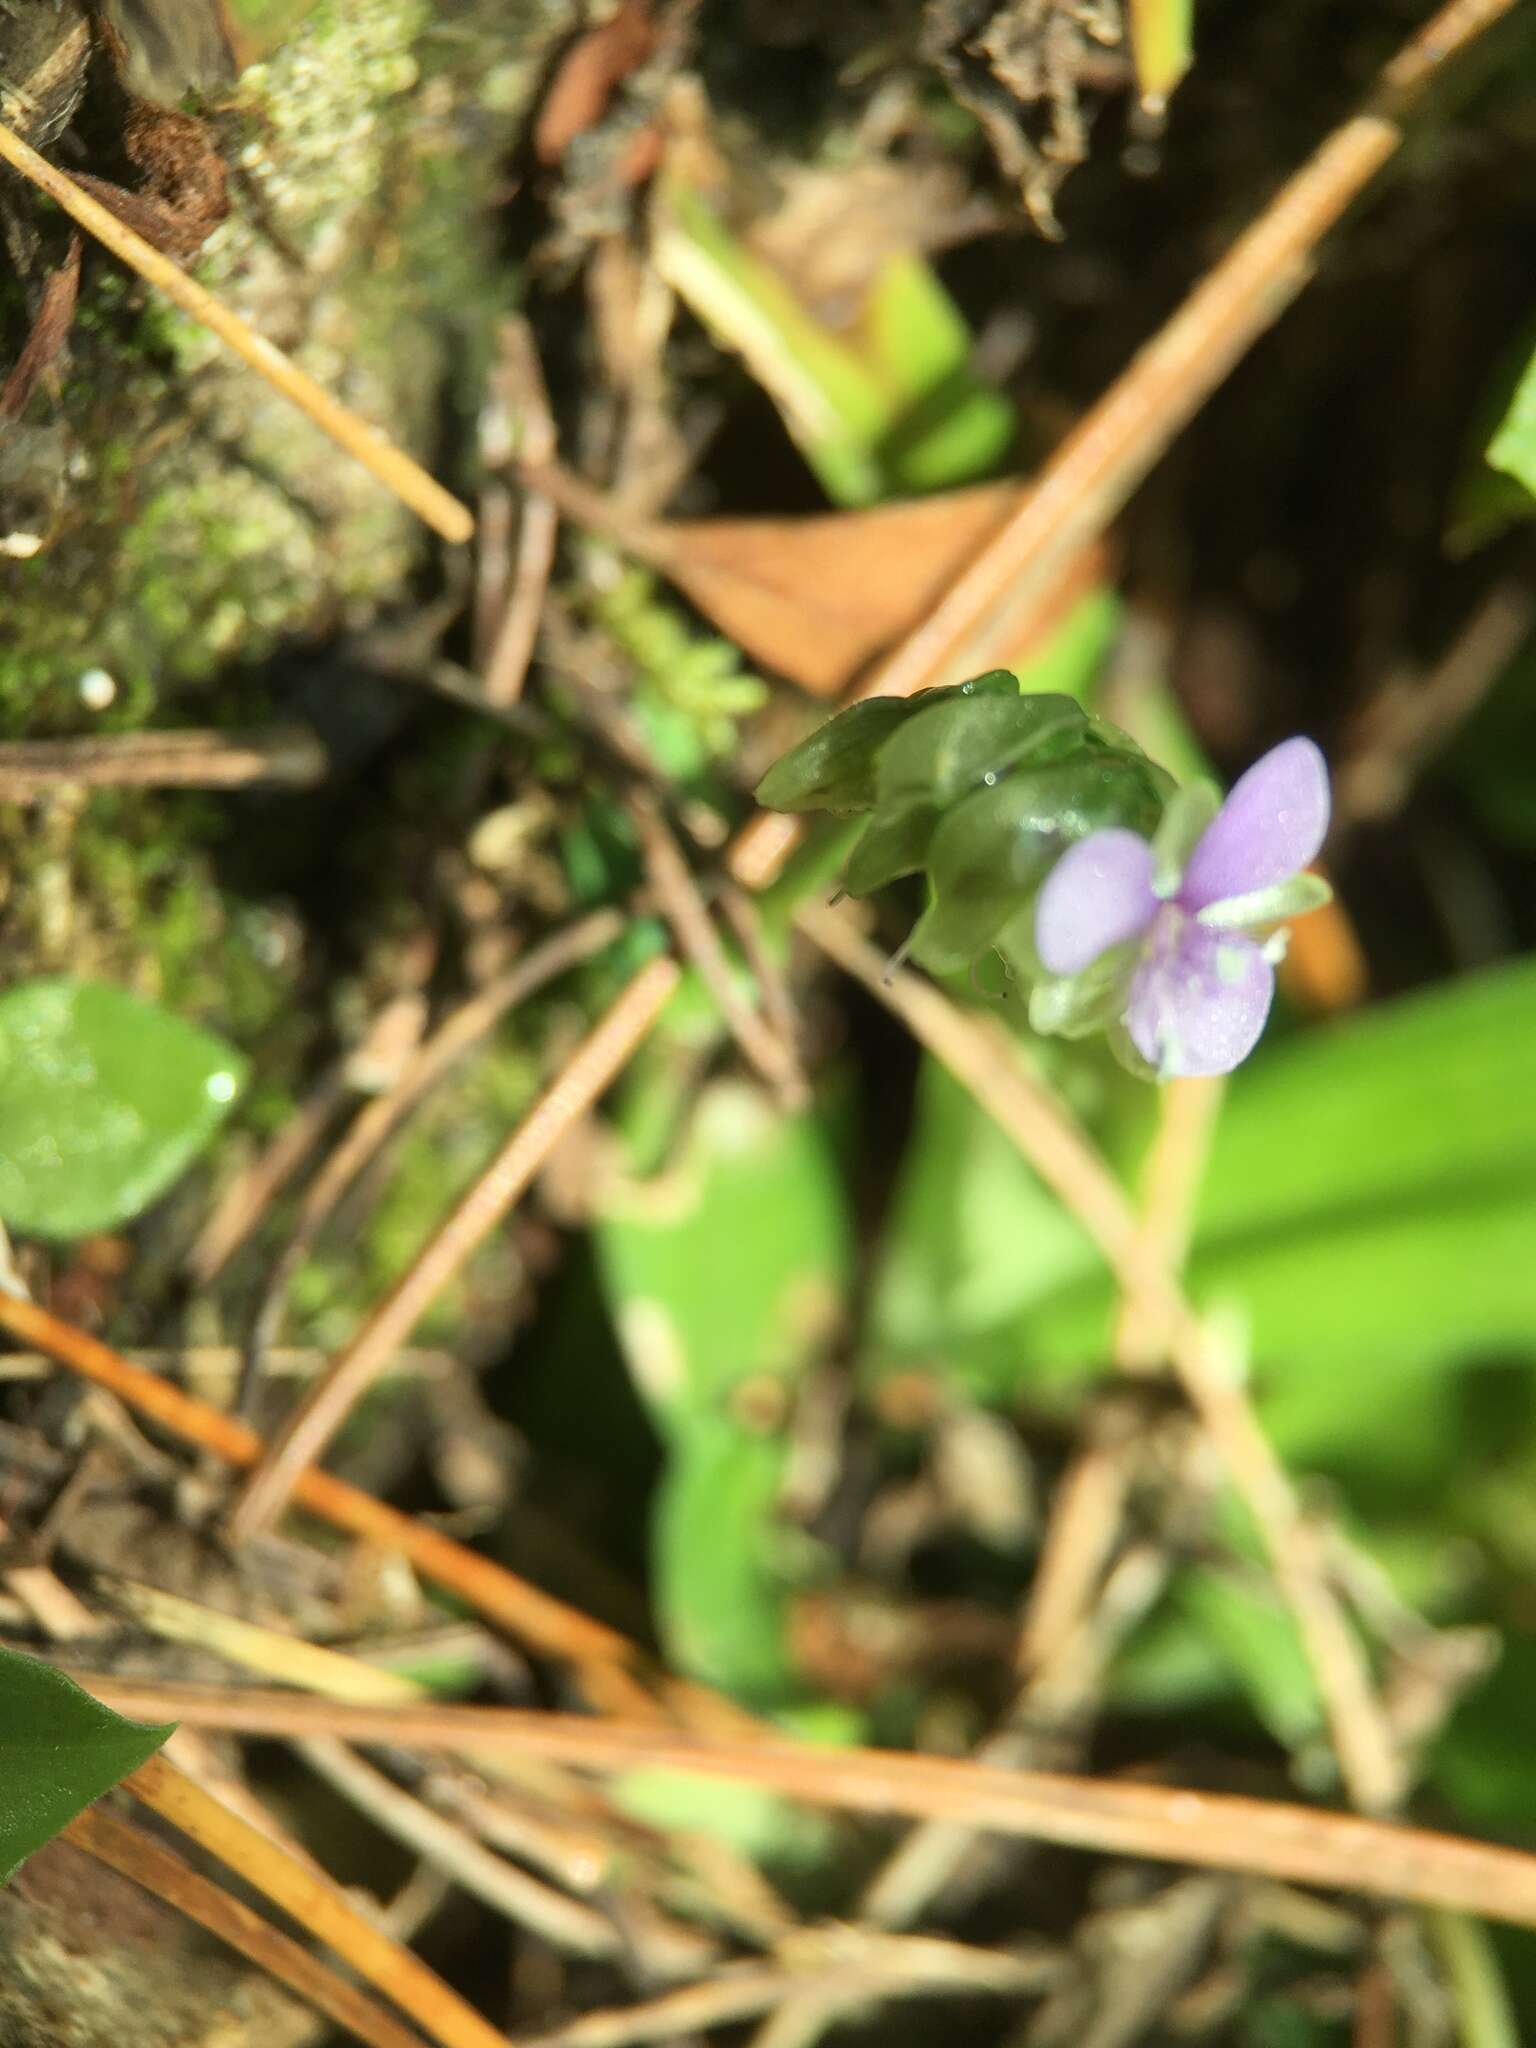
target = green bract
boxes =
[755,673,1174,975]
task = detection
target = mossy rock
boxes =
[0,0,570,1012]
[3,0,571,719]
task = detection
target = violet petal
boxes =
[1034,828,1159,976]
[1125,916,1275,1079]
[1179,737,1330,912]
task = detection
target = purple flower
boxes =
[1032,738,1332,1079]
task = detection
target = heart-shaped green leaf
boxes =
[844,799,940,895]
[753,672,1019,815]
[910,753,1169,973]
[0,979,247,1239]
[0,1646,173,1883]
[754,699,919,814]
[873,690,1087,810]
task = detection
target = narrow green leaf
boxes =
[611,1766,833,1869]
[868,956,1536,1475]
[0,979,247,1239]
[1486,342,1536,501]
[1174,1567,1322,1752]
[0,1646,173,1883]
[868,1056,1098,1364]
[1427,1911,1521,2048]
[655,184,891,506]
[651,1421,800,1703]
[863,252,1017,491]
[1128,0,1194,109]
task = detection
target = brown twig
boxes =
[727,0,1517,890]
[78,1685,1536,1934]
[783,1072,1220,2021]
[92,1572,431,1702]
[65,1805,432,2048]
[515,1934,1061,2048]
[0,1293,655,1701]
[127,1752,508,2048]
[0,1344,451,1392]
[803,1411,1148,1992]
[296,1738,623,1958]
[0,728,327,796]
[628,796,806,1107]
[0,119,474,544]
[1014,1400,1144,1680]
[482,319,560,706]
[1352,1959,1399,2048]
[1111,1075,1225,1372]
[718,882,802,1061]
[794,900,1402,1815]
[851,1542,1168,1938]
[88,1574,663,1901]
[228,956,681,1542]
[1333,581,1535,830]
[237,911,626,1404]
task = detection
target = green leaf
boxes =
[611,1766,833,1870]
[844,800,941,895]
[873,691,1088,810]
[1173,1566,1323,1752]
[1128,0,1194,108]
[654,192,1015,506]
[909,751,1169,973]
[1195,957,1536,1244]
[753,673,1020,816]
[655,184,891,507]
[596,1082,851,1437]
[755,698,920,814]
[1486,341,1536,502]
[863,253,1017,492]
[650,1420,801,1704]
[0,1646,173,1882]
[907,778,1059,972]
[950,958,1536,1465]
[867,1056,1100,1371]
[0,979,247,1239]
[868,958,1536,1478]
[1015,586,1122,704]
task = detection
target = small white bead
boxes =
[78,668,117,710]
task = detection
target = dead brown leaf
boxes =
[647,482,1111,694]
[532,463,1110,693]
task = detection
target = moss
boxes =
[0,0,571,1036]
[2,0,573,701]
